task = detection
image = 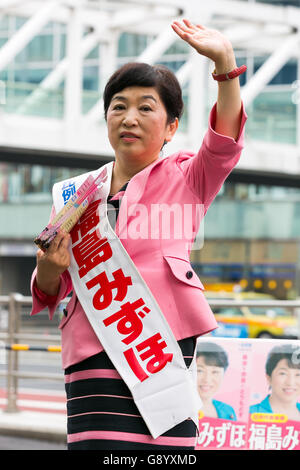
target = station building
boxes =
[0,0,299,299]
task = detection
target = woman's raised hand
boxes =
[171,19,235,69]
[36,229,71,296]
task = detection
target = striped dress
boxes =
[65,339,197,450]
[64,182,198,450]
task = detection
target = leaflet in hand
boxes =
[33,168,107,251]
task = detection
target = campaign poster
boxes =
[195,337,300,450]
[247,339,300,451]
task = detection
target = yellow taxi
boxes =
[204,291,299,339]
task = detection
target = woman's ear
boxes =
[165,117,179,143]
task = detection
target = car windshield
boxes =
[249,307,293,317]
[214,307,242,317]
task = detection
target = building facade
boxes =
[0,0,299,299]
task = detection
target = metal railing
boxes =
[0,293,66,413]
[0,293,300,413]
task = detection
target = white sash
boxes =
[53,162,201,439]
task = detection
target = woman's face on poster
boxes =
[267,359,300,404]
[196,355,225,400]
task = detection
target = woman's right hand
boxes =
[36,230,71,296]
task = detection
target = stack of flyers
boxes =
[34,168,108,251]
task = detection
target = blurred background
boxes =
[0,0,299,449]
[0,0,300,302]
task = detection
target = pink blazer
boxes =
[31,102,247,369]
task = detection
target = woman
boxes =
[30,19,247,450]
[196,342,237,420]
[250,343,300,421]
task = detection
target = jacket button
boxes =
[63,308,68,317]
[186,271,193,279]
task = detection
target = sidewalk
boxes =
[0,388,67,443]
[0,409,67,443]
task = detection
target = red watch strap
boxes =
[212,64,247,82]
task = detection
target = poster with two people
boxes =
[195,337,300,450]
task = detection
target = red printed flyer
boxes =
[195,337,300,450]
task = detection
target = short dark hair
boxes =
[103,62,184,123]
[196,342,229,371]
[265,343,300,377]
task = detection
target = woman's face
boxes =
[196,355,225,400]
[267,359,300,405]
[106,86,178,165]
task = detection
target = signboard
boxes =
[195,337,300,450]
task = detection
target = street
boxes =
[0,345,67,450]
[0,434,67,450]
[0,364,65,393]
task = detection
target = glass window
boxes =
[0,37,7,48]
[82,66,100,113]
[219,182,300,201]
[0,163,91,203]
[254,57,297,85]
[236,57,247,86]
[270,62,297,85]
[86,45,100,60]
[118,33,152,57]
[164,41,189,55]
[247,89,297,144]
[15,16,27,29]
[155,59,185,73]
[83,66,99,90]
[14,68,52,84]
[15,35,53,63]
[60,33,66,59]
[29,35,53,62]
[256,0,300,6]
[0,15,9,32]
[0,70,8,81]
